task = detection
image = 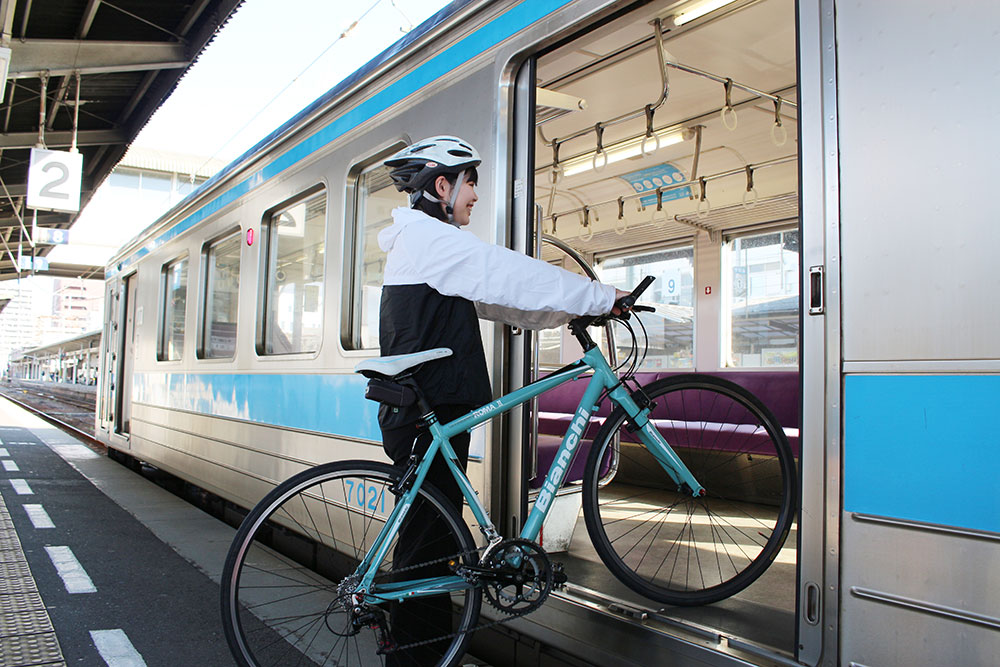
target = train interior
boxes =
[526,0,799,653]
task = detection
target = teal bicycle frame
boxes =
[357,345,706,603]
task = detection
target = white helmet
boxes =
[384,136,481,224]
[384,136,481,193]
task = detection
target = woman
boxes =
[378,135,624,664]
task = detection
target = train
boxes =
[95,1,1000,665]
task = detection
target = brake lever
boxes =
[632,305,656,313]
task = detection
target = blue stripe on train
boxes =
[844,374,1000,534]
[108,0,575,277]
[133,372,381,442]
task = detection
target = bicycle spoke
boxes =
[222,462,481,666]
[240,560,334,591]
[584,376,795,604]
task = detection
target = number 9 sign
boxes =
[28,148,83,213]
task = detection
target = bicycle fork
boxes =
[608,383,707,498]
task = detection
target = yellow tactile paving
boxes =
[0,487,66,667]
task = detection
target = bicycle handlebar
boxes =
[617,275,655,311]
[567,277,657,350]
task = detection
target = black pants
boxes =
[381,405,471,666]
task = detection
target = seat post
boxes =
[399,376,435,421]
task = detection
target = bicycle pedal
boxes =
[553,562,568,586]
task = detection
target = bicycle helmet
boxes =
[385,136,481,223]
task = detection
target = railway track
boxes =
[0,380,103,450]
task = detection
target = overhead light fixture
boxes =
[672,0,741,26]
[562,127,694,177]
[536,87,587,112]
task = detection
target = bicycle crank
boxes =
[477,539,555,615]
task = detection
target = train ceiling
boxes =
[535,0,798,256]
[0,0,243,282]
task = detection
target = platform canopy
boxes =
[0,0,243,282]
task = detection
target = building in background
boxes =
[1,148,225,375]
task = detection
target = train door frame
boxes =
[796,1,841,663]
[114,270,138,441]
[502,1,835,663]
[97,280,119,434]
[501,52,537,536]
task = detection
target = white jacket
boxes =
[378,207,617,330]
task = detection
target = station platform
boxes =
[0,391,795,667]
[0,396,239,666]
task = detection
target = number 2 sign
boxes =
[27,148,83,213]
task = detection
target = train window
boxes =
[159,257,188,361]
[597,246,695,369]
[260,189,327,355]
[723,228,799,367]
[344,161,407,350]
[200,232,241,359]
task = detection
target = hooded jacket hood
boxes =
[378,207,436,254]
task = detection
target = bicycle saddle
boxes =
[354,348,453,378]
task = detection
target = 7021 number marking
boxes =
[344,479,386,514]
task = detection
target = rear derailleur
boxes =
[327,578,396,655]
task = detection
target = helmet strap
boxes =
[415,170,468,226]
[444,169,467,226]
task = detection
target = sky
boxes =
[45,0,453,267]
[134,0,454,163]
[9,0,456,358]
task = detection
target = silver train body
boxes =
[96,1,1000,665]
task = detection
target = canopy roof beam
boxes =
[9,40,188,78]
[0,128,126,149]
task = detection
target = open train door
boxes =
[97,280,118,436]
[500,1,826,664]
[113,272,137,440]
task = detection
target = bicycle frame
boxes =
[358,346,706,602]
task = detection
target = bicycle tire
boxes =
[221,460,482,667]
[582,374,797,606]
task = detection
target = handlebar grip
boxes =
[619,275,656,309]
[631,275,655,300]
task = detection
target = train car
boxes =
[96,1,999,665]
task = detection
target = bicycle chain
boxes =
[363,543,553,655]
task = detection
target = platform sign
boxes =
[33,227,70,245]
[661,269,682,298]
[18,255,49,271]
[27,148,83,213]
[621,163,692,208]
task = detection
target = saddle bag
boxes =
[364,378,416,408]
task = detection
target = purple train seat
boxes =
[530,370,800,490]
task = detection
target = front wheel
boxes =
[583,375,797,606]
[221,460,482,666]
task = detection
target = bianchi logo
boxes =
[534,408,589,513]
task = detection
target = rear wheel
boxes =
[583,375,797,605]
[221,460,482,666]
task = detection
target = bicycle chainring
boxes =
[481,539,554,615]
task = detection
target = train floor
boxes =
[558,501,797,653]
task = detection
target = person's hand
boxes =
[611,288,630,316]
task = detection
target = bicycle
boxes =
[220,277,797,666]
